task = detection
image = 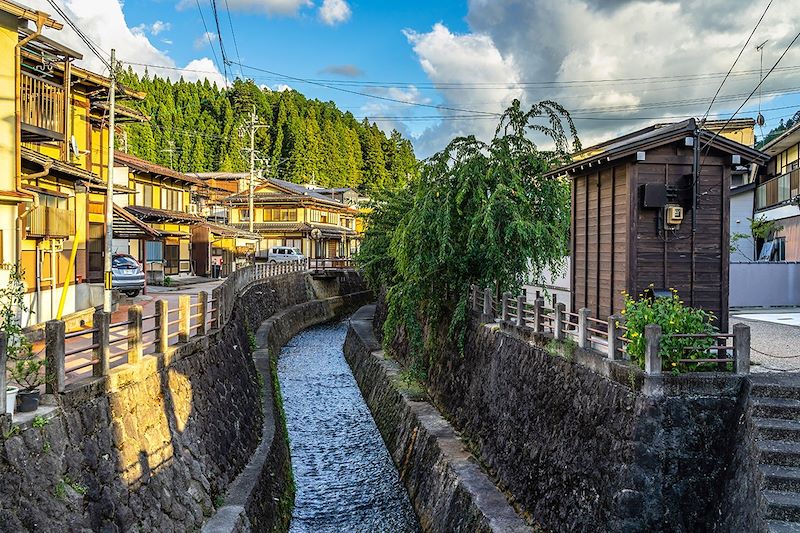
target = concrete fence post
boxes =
[92,310,110,378]
[608,314,625,360]
[501,292,511,322]
[156,299,169,354]
[197,291,208,336]
[516,295,525,327]
[577,307,590,349]
[733,323,751,375]
[482,287,494,322]
[211,287,221,330]
[554,302,566,341]
[127,305,143,365]
[533,297,543,334]
[179,295,191,343]
[0,332,6,414]
[45,320,65,393]
[644,324,662,375]
[470,285,477,311]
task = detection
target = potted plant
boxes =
[1,265,41,412]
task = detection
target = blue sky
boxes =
[26,0,800,156]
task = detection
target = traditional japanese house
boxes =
[546,118,768,330]
[225,177,359,259]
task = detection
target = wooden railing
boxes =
[472,286,750,375]
[20,72,65,138]
[27,205,76,238]
[308,258,356,271]
[8,260,310,398]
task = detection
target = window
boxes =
[772,237,786,261]
[239,208,250,222]
[264,208,297,221]
[134,182,154,207]
[161,187,183,211]
[308,209,321,222]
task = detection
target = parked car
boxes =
[264,246,306,263]
[112,253,145,297]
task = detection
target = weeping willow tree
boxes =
[358,99,580,377]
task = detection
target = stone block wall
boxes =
[376,298,757,532]
[0,271,368,533]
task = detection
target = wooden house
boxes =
[546,118,768,330]
[225,177,360,259]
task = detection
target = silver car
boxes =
[112,254,145,297]
[266,246,306,263]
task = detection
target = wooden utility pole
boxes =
[103,48,116,313]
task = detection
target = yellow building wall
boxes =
[719,126,755,148]
[0,12,18,280]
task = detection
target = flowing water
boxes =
[277,321,420,533]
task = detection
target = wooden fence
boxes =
[471,285,750,375]
[0,260,310,408]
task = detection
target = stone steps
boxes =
[769,519,800,532]
[754,375,800,531]
[754,398,800,421]
[756,418,800,442]
[765,491,800,522]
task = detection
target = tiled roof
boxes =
[115,152,205,186]
[126,205,205,225]
[22,147,101,183]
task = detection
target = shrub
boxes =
[622,288,717,373]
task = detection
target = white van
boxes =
[266,246,306,263]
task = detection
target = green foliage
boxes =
[32,415,49,429]
[730,216,783,260]
[117,71,416,192]
[55,476,88,499]
[622,288,717,372]
[3,424,20,439]
[1,266,42,391]
[359,99,579,376]
[756,110,800,148]
[162,276,173,287]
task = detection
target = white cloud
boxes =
[403,23,523,155]
[180,0,313,16]
[360,86,431,138]
[22,0,225,86]
[194,31,217,49]
[150,20,171,35]
[273,83,293,92]
[319,0,351,26]
[403,1,800,156]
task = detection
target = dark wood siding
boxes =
[570,163,628,319]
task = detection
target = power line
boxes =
[45,0,110,69]
[700,29,800,163]
[701,0,772,124]
[223,0,243,78]
[194,0,223,83]
[209,0,230,81]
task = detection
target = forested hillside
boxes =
[756,110,800,148]
[117,70,417,192]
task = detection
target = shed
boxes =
[546,118,769,331]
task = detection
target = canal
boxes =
[277,320,420,533]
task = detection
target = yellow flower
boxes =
[621,309,626,315]
[671,362,677,367]
[630,331,638,338]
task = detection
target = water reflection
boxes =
[278,321,420,533]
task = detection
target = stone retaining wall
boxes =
[344,305,531,533]
[0,271,369,533]
[372,295,759,532]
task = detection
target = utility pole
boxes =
[161,140,176,169]
[248,106,256,234]
[245,106,270,235]
[103,48,116,313]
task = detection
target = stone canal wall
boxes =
[345,305,531,533]
[0,271,370,533]
[362,300,761,532]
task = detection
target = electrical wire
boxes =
[700,0,772,124]
[45,0,110,69]
[223,0,243,79]
[194,0,223,84]
[209,0,230,82]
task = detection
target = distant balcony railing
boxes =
[20,71,65,142]
[756,169,800,211]
[27,205,75,238]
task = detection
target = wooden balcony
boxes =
[27,205,75,238]
[20,71,65,143]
